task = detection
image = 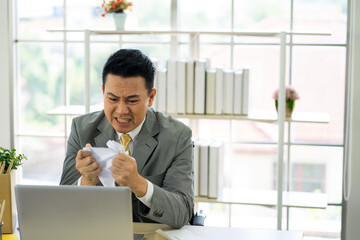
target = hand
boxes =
[111,153,147,197]
[75,143,101,186]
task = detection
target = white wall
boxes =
[0,0,13,149]
[344,0,360,239]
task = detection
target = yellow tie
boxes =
[120,134,132,155]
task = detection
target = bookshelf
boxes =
[47,28,331,230]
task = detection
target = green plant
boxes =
[273,86,300,111]
[0,147,27,174]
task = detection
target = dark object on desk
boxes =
[0,221,3,240]
[133,234,144,240]
[190,210,206,226]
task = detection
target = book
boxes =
[206,69,216,114]
[167,59,177,114]
[155,228,202,240]
[176,60,187,114]
[157,69,167,112]
[223,69,235,115]
[215,68,223,115]
[194,59,209,114]
[193,143,200,197]
[242,68,250,115]
[197,140,211,197]
[2,234,18,240]
[233,70,243,115]
[208,141,223,199]
[186,60,195,114]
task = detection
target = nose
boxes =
[115,100,130,115]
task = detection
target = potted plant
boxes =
[98,0,133,30]
[0,147,27,174]
[0,147,27,234]
[273,86,300,118]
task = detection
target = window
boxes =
[12,0,347,239]
[291,163,325,192]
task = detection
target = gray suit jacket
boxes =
[60,108,194,228]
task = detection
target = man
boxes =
[60,49,194,228]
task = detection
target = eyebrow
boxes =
[106,92,120,98]
[106,92,140,99]
[126,94,141,99]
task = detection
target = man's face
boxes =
[103,74,156,133]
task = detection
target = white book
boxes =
[194,59,209,114]
[242,68,250,115]
[197,140,211,197]
[215,68,223,115]
[167,59,177,114]
[176,60,186,114]
[233,70,243,115]
[157,69,167,112]
[151,58,159,110]
[223,69,235,115]
[193,143,200,197]
[206,69,216,114]
[186,60,195,114]
[208,141,223,199]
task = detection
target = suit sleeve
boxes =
[60,118,82,185]
[135,126,194,228]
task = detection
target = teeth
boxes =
[117,118,130,123]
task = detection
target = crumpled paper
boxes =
[83,140,129,187]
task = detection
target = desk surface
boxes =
[134,223,303,240]
[7,222,303,240]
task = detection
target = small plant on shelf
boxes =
[98,0,133,17]
[273,86,300,118]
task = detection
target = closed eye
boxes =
[109,97,118,102]
[106,92,120,102]
[128,99,139,104]
[126,94,141,104]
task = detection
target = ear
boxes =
[147,88,156,107]
[102,85,104,93]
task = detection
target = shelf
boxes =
[173,111,330,123]
[47,105,329,124]
[47,28,331,37]
[47,105,103,116]
[196,190,328,209]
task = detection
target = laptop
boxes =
[15,185,134,240]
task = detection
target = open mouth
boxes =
[115,117,132,125]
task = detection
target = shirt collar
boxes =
[116,116,146,142]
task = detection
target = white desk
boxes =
[134,223,304,240]
[10,222,302,240]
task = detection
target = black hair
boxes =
[102,49,155,95]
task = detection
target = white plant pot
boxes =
[113,12,127,30]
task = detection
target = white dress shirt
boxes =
[78,116,154,208]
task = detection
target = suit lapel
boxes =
[133,109,159,173]
[94,115,117,147]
